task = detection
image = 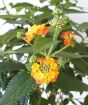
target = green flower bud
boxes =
[29,55,37,63]
[49,17,66,28]
[63,17,69,22]
[17,32,23,39]
[52,9,63,16]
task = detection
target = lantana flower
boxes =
[24,24,48,43]
[31,56,59,85]
[61,31,75,46]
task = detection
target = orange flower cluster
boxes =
[61,31,75,46]
[24,24,48,43]
[31,56,59,85]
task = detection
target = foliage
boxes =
[0,0,88,105]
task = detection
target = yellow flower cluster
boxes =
[24,24,48,43]
[31,56,59,85]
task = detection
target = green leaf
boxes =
[55,67,88,91]
[69,43,88,55]
[78,22,88,31]
[76,43,88,55]
[0,15,28,21]
[13,2,33,7]
[33,37,57,54]
[72,58,88,75]
[84,96,88,105]
[48,95,56,105]
[55,51,88,59]
[38,6,52,13]
[39,0,47,3]
[0,29,22,46]
[14,46,33,54]
[0,46,33,56]
[64,9,88,14]
[30,91,49,105]
[35,12,52,22]
[50,0,63,6]
[59,99,69,105]
[12,2,33,12]
[0,62,26,72]
[11,2,33,12]
[0,71,37,105]
[16,96,29,105]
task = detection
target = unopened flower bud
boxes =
[29,55,37,63]
[17,32,23,39]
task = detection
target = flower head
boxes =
[61,31,75,46]
[24,24,48,43]
[24,33,34,43]
[28,25,38,35]
[28,24,48,35]
[64,38,72,46]
[36,24,48,35]
[61,31,75,39]
[31,56,59,85]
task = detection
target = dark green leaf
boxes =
[72,59,88,75]
[0,71,37,105]
[69,43,88,55]
[55,68,88,91]
[38,6,52,13]
[0,46,33,56]
[64,9,88,14]
[55,51,88,59]
[33,37,57,54]
[12,2,33,12]
[48,95,56,105]
[50,0,63,6]
[13,2,33,8]
[78,22,88,31]
[59,99,69,105]
[0,62,26,72]
[30,91,49,105]
[0,29,23,46]
[35,12,52,21]
[16,96,29,105]
[84,96,88,105]
[14,46,33,54]
[0,15,28,21]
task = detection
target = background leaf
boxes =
[39,0,47,3]
[78,22,88,31]
[54,66,88,91]
[55,51,88,59]
[0,62,26,72]
[84,96,88,105]
[33,37,57,54]
[0,29,23,46]
[72,58,88,75]
[0,71,37,105]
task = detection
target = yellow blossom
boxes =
[31,56,59,85]
[36,24,48,35]
[24,24,48,43]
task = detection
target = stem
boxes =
[28,43,33,47]
[52,46,68,56]
[48,27,61,55]
[37,95,41,105]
